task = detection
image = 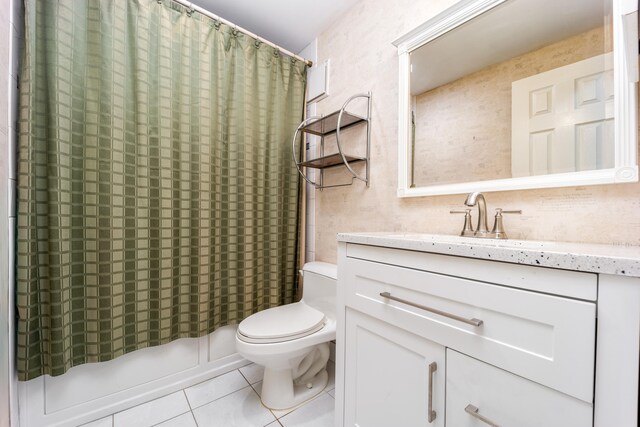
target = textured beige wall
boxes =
[413,26,606,186]
[313,0,640,263]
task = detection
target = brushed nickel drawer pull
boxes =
[428,362,437,423]
[465,404,501,427]
[379,292,483,327]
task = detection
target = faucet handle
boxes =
[498,209,522,214]
[450,209,474,237]
[491,208,522,239]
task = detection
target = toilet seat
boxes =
[238,302,327,344]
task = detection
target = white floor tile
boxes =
[184,370,249,409]
[78,364,334,427]
[252,381,293,418]
[113,392,190,427]
[80,416,113,427]
[253,381,328,420]
[253,361,336,419]
[154,412,197,427]
[239,363,265,385]
[192,387,276,427]
[279,393,335,427]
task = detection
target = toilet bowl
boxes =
[235,262,337,410]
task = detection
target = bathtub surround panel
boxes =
[313,0,640,263]
[18,326,248,427]
[44,335,200,413]
[22,360,336,427]
[16,0,307,381]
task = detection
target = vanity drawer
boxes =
[342,256,596,402]
[446,350,592,427]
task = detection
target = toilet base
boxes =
[261,367,329,411]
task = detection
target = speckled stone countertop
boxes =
[337,232,640,278]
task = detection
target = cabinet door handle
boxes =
[379,292,484,327]
[428,362,437,423]
[465,404,501,427]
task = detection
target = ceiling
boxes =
[190,0,359,54]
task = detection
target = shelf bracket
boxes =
[291,92,372,189]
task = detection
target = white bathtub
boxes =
[18,325,246,427]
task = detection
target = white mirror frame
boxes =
[395,0,639,197]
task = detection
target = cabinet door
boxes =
[446,349,592,427]
[343,309,445,427]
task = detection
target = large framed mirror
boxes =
[394,0,639,197]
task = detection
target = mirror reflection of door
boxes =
[409,0,611,187]
[511,53,614,177]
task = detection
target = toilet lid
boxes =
[238,302,326,344]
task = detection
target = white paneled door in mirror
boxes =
[394,0,638,197]
[512,53,615,177]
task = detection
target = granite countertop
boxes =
[337,232,640,277]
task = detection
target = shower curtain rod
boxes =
[172,0,313,66]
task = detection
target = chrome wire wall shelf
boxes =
[292,92,371,189]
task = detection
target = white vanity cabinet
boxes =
[344,310,445,427]
[446,350,592,427]
[334,235,640,427]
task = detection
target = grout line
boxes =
[183,389,193,411]
[247,382,269,410]
[107,365,333,427]
[185,370,233,390]
[149,410,192,427]
[183,368,251,410]
[189,410,199,427]
[189,384,252,411]
[246,381,281,422]
[238,366,253,386]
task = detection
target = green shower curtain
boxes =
[16,0,307,380]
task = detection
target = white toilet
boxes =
[235,262,337,410]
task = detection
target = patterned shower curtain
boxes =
[16,0,307,380]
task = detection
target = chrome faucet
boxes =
[464,192,490,238]
[456,192,522,239]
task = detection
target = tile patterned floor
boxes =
[81,362,335,427]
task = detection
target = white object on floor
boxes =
[235,262,337,410]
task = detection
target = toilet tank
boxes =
[301,262,337,319]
